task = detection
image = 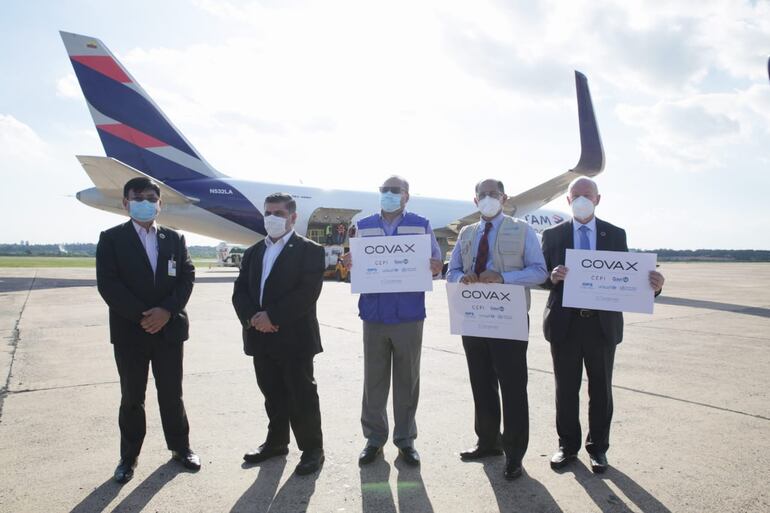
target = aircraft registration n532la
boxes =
[61,31,604,251]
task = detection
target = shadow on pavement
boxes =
[230,457,287,513]
[394,457,434,512]
[360,458,397,513]
[566,459,672,513]
[481,459,564,513]
[69,461,182,513]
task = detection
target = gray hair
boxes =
[382,175,410,192]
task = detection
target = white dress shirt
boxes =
[572,217,597,251]
[132,220,158,275]
[260,230,294,305]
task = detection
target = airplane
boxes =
[61,31,604,255]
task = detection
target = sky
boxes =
[1,0,769,250]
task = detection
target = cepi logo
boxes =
[364,243,415,255]
[461,290,511,301]
[580,259,639,271]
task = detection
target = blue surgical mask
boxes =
[380,192,402,213]
[129,200,159,222]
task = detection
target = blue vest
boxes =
[357,212,430,324]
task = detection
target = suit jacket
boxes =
[232,232,325,359]
[96,221,195,345]
[541,218,627,345]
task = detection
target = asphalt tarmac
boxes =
[1,263,768,512]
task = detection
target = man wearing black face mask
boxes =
[541,177,664,474]
[96,177,199,484]
[232,193,327,476]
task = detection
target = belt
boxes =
[573,309,597,318]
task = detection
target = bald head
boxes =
[567,177,600,222]
[568,177,599,199]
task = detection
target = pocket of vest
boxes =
[498,238,523,254]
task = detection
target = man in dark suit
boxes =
[232,193,326,476]
[541,177,664,473]
[96,177,200,484]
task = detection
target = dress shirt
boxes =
[260,229,294,305]
[572,217,597,251]
[446,213,547,286]
[132,220,158,275]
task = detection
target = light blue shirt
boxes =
[446,213,547,286]
[572,217,597,250]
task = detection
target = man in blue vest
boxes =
[446,178,548,480]
[344,175,443,466]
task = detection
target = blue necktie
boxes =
[578,225,590,250]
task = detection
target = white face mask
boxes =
[571,196,595,221]
[477,196,502,218]
[264,214,289,239]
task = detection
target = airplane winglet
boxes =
[571,70,605,176]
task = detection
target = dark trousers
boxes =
[113,339,190,462]
[550,315,616,455]
[253,355,323,452]
[462,336,529,464]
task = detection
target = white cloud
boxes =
[55,73,80,99]
[0,114,50,163]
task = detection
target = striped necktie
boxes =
[474,222,494,275]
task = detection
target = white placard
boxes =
[446,282,529,341]
[563,249,658,314]
[349,234,433,294]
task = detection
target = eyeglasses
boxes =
[379,186,403,194]
[477,191,503,200]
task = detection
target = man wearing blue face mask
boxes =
[343,175,443,467]
[95,177,199,484]
[541,177,664,474]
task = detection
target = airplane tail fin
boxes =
[571,71,604,176]
[60,31,226,182]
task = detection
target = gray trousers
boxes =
[361,320,423,448]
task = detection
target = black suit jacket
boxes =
[541,218,627,345]
[232,232,325,359]
[96,221,195,344]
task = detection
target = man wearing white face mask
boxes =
[446,179,547,480]
[343,175,443,467]
[541,177,664,474]
[96,177,199,484]
[232,193,327,476]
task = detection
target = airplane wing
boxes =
[445,71,604,233]
[76,155,199,205]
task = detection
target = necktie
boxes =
[474,222,494,275]
[578,225,590,250]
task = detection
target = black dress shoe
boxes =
[398,446,420,466]
[460,445,503,461]
[550,449,578,470]
[172,448,201,471]
[358,445,382,465]
[113,459,137,484]
[589,453,608,473]
[295,448,325,475]
[504,458,523,480]
[243,444,289,464]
